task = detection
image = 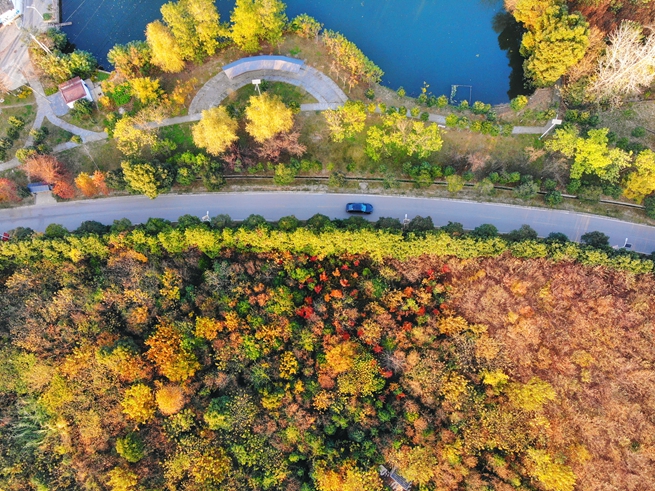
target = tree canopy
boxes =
[229,0,287,53]
[245,92,295,143]
[192,106,239,156]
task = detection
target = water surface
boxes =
[62,0,524,103]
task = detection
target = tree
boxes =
[161,0,200,61]
[366,112,443,161]
[324,101,367,142]
[145,321,201,382]
[290,13,322,39]
[589,22,655,107]
[245,93,294,143]
[108,41,152,79]
[0,178,20,203]
[192,107,239,156]
[130,77,162,105]
[446,174,464,193]
[545,127,631,183]
[510,95,529,111]
[184,0,224,58]
[106,467,139,491]
[75,172,98,197]
[121,384,156,424]
[581,230,609,248]
[23,154,64,184]
[406,215,434,233]
[76,221,108,235]
[623,150,655,203]
[121,161,173,199]
[52,180,76,199]
[156,385,185,415]
[113,115,160,157]
[44,223,68,238]
[518,2,589,87]
[322,30,384,87]
[472,223,499,239]
[230,0,287,53]
[146,20,185,73]
[116,432,145,463]
[526,449,576,491]
[506,224,538,242]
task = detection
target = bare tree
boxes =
[589,22,655,106]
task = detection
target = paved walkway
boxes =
[189,57,348,115]
[0,63,108,172]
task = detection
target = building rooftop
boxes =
[59,77,87,105]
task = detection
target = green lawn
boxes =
[0,104,36,161]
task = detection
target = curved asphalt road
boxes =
[0,192,654,253]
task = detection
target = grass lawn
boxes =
[226,81,317,108]
[42,120,74,148]
[57,139,123,176]
[60,108,105,132]
[160,122,198,153]
[1,91,36,106]
[0,104,36,161]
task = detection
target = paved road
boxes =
[1,192,654,253]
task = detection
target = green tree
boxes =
[230,0,287,53]
[146,20,185,73]
[245,93,294,143]
[323,101,367,142]
[121,161,173,199]
[192,107,239,156]
[116,433,145,463]
[471,223,499,239]
[581,230,609,248]
[546,127,631,183]
[510,95,529,111]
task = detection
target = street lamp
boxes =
[26,5,45,19]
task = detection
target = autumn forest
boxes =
[0,222,653,491]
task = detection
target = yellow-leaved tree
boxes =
[245,92,294,143]
[230,0,287,53]
[146,20,185,73]
[192,106,239,156]
[121,383,156,424]
[623,149,655,203]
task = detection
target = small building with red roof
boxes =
[58,76,93,108]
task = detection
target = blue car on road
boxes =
[346,203,373,214]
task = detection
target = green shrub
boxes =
[406,215,434,233]
[544,190,563,206]
[420,111,429,122]
[210,214,233,230]
[365,88,375,100]
[277,215,300,232]
[436,95,449,108]
[446,174,464,193]
[506,224,538,242]
[632,126,646,138]
[242,214,269,230]
[396,87,406,98]
[273,164,296,185]
[116,432,145,463]
[44,223,68,238]
[644,195,655,219]
[578,185,602,202]
[514,181,539,200]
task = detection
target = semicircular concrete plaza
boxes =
[189,55,348,115]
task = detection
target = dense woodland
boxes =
[0,221,654,490]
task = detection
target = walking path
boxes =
[0,63,107,171]
[189,56,348,115]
